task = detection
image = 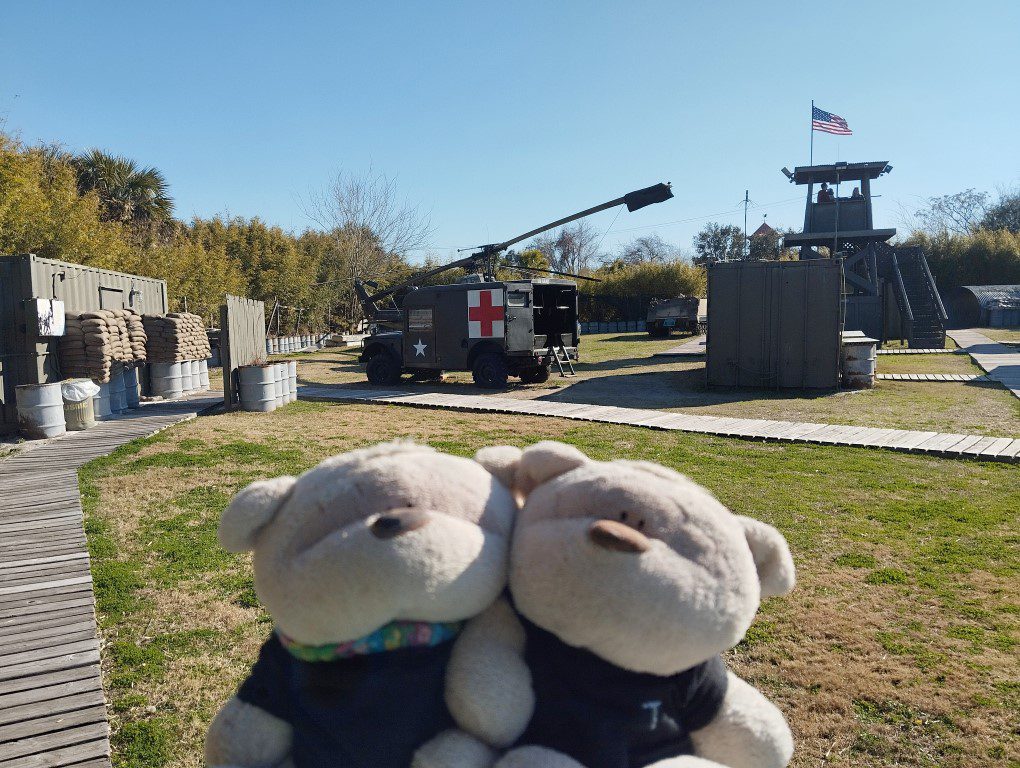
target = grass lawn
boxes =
[291,334,1020,436]
[972,327,1020,345]
[81,402,1018,768]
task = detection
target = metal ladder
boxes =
[549,342,577,377]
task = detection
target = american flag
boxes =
[812,106,852,135]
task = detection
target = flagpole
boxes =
[810,99,814,165]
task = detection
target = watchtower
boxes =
[783,160,895,257]
[780,160,946,348]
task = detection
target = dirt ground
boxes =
[292,334,1020,436]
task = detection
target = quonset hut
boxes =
[944,285,1020,328]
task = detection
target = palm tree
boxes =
[73,149,173,226]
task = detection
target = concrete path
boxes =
[948,329,1020,400]
[300,385,1020,462]
[654,335,706,357]
[0,395,219,768]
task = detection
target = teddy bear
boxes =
[204,440,518,768]
[427,441,796,768]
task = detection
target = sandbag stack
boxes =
[143,313,211,363]
[119,309,148,362]
[58,311,118,382]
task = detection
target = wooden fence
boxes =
[220,295,266,408]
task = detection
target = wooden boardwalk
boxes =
[947,329,1020,400]
[0,396,218,767]
[876,373,989,382]
[300,386,1020,462]
[875,347,962,355]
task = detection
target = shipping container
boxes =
[0,253,168,430]
[706,260,843,389]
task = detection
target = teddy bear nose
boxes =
[588,519,651,554]
[370,509,431,539]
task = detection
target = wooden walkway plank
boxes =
[0,395,218,768]
[298,385,1019,462]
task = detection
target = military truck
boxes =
[646,296,705,337]
[355,183,674,388]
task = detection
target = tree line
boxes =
[3,130,1014,329]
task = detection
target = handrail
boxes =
[890,253,914,323]
[919,254,948,321]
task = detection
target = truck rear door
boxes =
[504,286,534,353]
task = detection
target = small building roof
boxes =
[960,285,1020,309]
[792,161,890,185]
[751,222,776,237]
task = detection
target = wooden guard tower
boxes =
[781,161,947,348]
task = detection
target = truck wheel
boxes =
[519,365,550,384]
[472,353,509,389]
[366,351,401,385]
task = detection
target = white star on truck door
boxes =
[413,339,427,357]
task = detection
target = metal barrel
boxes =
[110,366,128,414]
[842,339,877,389]
[63,395,96,431]
[239,364,277,412]
[180,360,195,393]
[274,363,286,406]
[93,381,113,419]
[16,383,67,439]
[287,360,297,403]
[199,359,210,389]
[150,362,183,399]
[124,366,140,408]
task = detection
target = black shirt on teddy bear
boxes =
[236,632,455,768]
[517,617,729,768]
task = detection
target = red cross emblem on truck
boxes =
[467,289,505,338]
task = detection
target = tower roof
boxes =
[792,161,890,185]
[752,221,776,237]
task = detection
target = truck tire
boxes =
[366,351,401,385]
[519,365,551,384]
[472,352,509,389]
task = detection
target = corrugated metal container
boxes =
[1,253,168,430]
[707,260,843,389]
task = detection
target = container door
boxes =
[505,288,534,352]
[405,306,437,367]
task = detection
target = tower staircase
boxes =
[889,248,947,348]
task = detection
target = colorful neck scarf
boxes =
[277,620,463,663]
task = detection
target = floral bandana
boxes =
[277,620,463,663]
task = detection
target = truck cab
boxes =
[360,278,579,388]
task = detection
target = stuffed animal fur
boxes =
[205,441,517,768]
[424,441,796,768]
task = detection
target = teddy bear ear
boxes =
[218,476,297,553]
[516,441,589,496]
[474,445,523,492]
[737,516,796,597]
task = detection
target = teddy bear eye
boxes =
[406,501,415,508]
[636,520,645,530]
[619,511,629,521]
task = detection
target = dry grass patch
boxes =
[81,402,1018,767]
[294,334,1019,435]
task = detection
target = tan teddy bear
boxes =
[205,441,517,768]
[430,441,796,768]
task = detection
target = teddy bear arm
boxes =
[445,598,536,747]
[205,695,293,768]
[687,672,793,768]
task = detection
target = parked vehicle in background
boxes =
[646,295,705,337]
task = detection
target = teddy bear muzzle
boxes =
[370,509,432,539]
[588,519,652,554]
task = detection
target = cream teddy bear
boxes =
[430,441,796,768]
[205,441,517,768]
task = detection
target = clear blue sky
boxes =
[3,1,1018,263]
